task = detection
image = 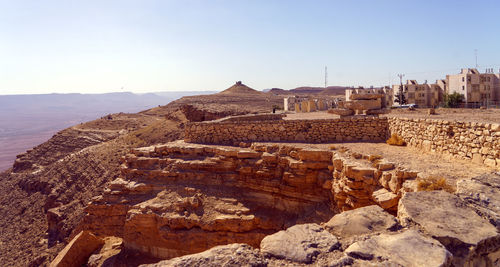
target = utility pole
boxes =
[397,74,405,105]
[324,66,328,88]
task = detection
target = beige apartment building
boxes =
[446,68,500,104]
[391,80,444,107]
[346,86,393,108]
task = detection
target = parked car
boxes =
[392,104,418,109]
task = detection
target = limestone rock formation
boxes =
[457,172,500,230]
[86,236,123,267]
[49,231,104,267]
[345,230,452,267]
[323,205,398,239]
[260,223,340,263]
[79,141,337,259]
[398,190,500,266]
[142,243,267,267]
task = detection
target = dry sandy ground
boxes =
[284,108,500,124]
[387,108,500,124]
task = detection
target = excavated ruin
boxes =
[70,139,422,262]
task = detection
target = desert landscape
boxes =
[0,92,213,171]
[2,1,500,266]
[0,82,499,266]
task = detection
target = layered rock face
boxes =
[398,190,500,266]
[13,128,119,173]
[80,141,339,259]
[145,206,453,267]
[331,154,417,212]
[78,140,423,261]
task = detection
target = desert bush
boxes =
[386,134,406,146]
[443,92,464,108]
[417,176,454,193]
[352,152,362,159]
[368,154,383,162]
[338,146,349,153]
[329,145,336,150]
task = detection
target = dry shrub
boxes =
[338,147,349,153]
[368,154,383,162]
[329,145,336,150]
[417,176,454,193]
[386,134,406,146]
[371,160,381,168]
[352,152,362,159]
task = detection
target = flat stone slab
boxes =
[345,230,452,267]
[398,190,500,266]
[50,231,104,267]
[260,223,340,263]
[456,173,500,230]
[324,205,398,238]
[366,108,390,115]
[143,243,267,267]
[328,108,354,116]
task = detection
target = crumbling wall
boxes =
[185,117,388,145]
[388,118,500,169]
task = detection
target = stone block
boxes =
[328,109,354,116]
[50,231,104,267]
[344,99,381,111]
[372,188,399,210]
[349,93,384,100]
[297,149,333,162]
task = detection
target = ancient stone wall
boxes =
[388,118,500,169]
[184,115,499,169]
[185,117,388,145]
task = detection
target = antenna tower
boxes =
[397,74,405,105]
[475,49,478,68]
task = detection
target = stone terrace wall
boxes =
[185,117,388,145]
[388,118,500,169]
[216,113,285,123]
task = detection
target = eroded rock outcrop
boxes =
[398,190,500,266]
[49,231,104,267]
[77,140,422,261]
[79,141,338,259]
[323,205,398,239]
[142,243,267,267]
[345,230,452,267]
[260,223,340,263]
[457,172,500,230]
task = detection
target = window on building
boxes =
[462,86,465,90]
[462,77,465,82]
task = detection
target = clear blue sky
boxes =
[1,0,500,94]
